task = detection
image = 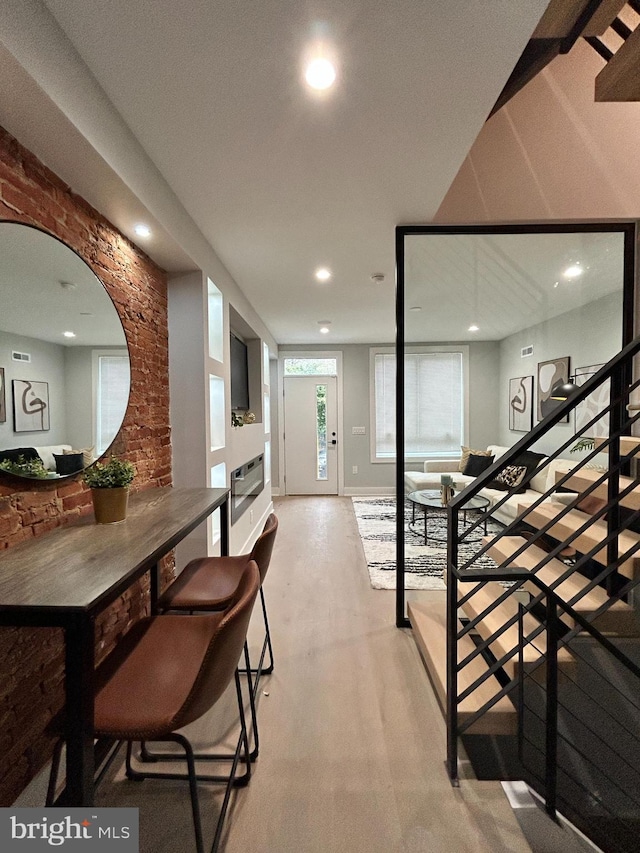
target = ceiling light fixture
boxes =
[315,267,332,282]
[305,57,336,90]
[563,263,582,279]
[134,224,152,238]
[63,331,76,338]
[468,324,479,332]
[318,320,331,334]
[409,306,422,312]
[370,273,385,284]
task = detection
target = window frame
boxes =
[369,345,469,464]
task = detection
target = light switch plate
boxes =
[352,426,366,435]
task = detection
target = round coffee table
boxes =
[407,489,490,546]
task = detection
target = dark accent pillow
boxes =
[511,450,546,493]
[0,447,41,465]
[54,452,84,475]
[463,453,495,477]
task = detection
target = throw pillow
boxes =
[511,450,546,493]
[54,452,84,476]
[459,446,492,473]
[495,465,527,490]
[64,446,95,467]
[463,453,495,477]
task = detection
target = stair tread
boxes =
[519,502,640,579]
[458,581,574,676]
[557,468,640,512]
[484,535,632,615]
[408,598,516,735]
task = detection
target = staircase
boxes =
[407,336,640,853]
[491,1,640,115]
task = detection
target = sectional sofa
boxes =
[404,444,587,527]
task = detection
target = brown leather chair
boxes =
[158,513,278,686]
[48,560,260,853]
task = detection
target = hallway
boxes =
[27,496,532,852]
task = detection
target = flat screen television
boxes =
[230,333,250,410]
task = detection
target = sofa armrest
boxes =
[425,460,460,473]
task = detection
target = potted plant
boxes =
[0,455,49,479]
[83,456,136,524]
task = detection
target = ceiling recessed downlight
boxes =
[63,331,76,338]
[409,306,422,312]
[305,58,336,90]
[563,264,582,279]
[134,224,152,238]
[315,267,332,282]
[468,324,479,332]
[318,320,331,334]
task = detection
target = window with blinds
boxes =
[373,350,464,459]
[95,354,130,454]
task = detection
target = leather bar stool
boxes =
[48,560,260,853]
[158,513,278,687]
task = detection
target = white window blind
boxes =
[374,351,463,458]
[96,355,130,454]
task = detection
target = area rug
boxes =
[352,496,502,591]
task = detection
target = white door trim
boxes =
[277,350,344,496]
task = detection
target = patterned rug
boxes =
[352,496,502,590]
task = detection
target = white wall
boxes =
[276,341,500,493]
[498,291,623,455]
[0,331,67,448]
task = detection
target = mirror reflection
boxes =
[0,222,130,479]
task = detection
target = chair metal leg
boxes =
[239,586,274,685]
[46,739,65,806]
[123,670,252,853]
[140,642,259,765]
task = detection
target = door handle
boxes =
[331,439,337,445]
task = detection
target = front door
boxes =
[283,375,338,494]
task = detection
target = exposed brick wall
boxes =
[0,126,173,803]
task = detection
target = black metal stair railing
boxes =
[445,334,640,852]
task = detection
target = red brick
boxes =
[0,125,172,805]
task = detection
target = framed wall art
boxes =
[537,356,570,423]
[0,368,5,423]
[575,363,608,439]
[12,379,50,432]
[509,375,534,432]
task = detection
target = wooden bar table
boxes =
[0,486,229,807]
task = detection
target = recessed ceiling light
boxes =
[370,273,385,284]
[409,306,422,312]
[305,58,336,90]
[563,264,582,279]
[553,281,559,288]
[134,224,152,238]
[468,324,479,332]
[63,331,76,338]
[318,320,331,334]
[315,267,332,282]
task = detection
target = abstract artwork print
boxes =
[509,375,533,432]
[12,379,50,432]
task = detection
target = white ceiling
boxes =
[404,229,626,341]
[0,223,126,347]
[3,1,550,344]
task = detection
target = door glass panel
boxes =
[284,357,337,375]
[316,383,327,480]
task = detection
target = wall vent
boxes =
[521,345,533,358]
[12,351,31,363]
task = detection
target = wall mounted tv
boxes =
[230,332,250,410]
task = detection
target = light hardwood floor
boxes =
[29,496,536,852]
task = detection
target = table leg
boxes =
[61,614,96,806]
[150,562,161,616]
[423,506,428,546]
[220,496,230,557]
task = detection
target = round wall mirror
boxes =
[0,222,130,480]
